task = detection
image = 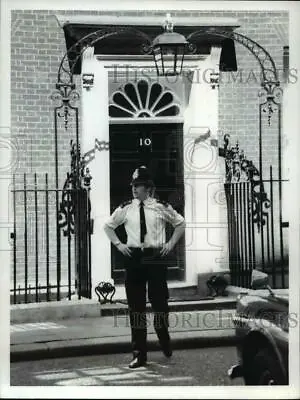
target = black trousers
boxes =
[124,248,170,358]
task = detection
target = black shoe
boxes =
[161,340,172,358]
[129,354,147,369]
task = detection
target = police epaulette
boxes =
[157,199,169,207]
[120,199,132,208]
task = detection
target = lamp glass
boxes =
[153,43,186,76]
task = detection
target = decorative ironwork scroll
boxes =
[222,134,270,232]
[81,139,110,167]
[58,172,75,236]
[58,139,93,236]
[95,281,116,304]
[259,87,283,127]
[223,134,259,183]
[51,85,80,132]
[59,137,110,236]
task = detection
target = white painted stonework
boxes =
[81,46,229,298]
[81,47,112,296]
[183,46,229,284]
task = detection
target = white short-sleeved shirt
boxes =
[105,197,185,248]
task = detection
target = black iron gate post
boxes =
[57,137,93,299]
[220,134,288,288]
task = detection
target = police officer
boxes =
[104,166,185,368]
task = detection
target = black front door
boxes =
[109,123,185,283]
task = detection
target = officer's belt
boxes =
[128,247,162,257]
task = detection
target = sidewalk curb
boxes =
[101,298,237,317]
[11,297,237,324]
[10,329,236,362]
[11,286,287,324]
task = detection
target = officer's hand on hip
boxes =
[116,243,132,257]
[160,242,174,257]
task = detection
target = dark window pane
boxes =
[137,80,148,108]
[112,92,136,112]
[124,83,140,108]
[156,105,180,116]
[109,105,133,118]
[148,83,163,109]
[153,92,173,112]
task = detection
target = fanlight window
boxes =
[109,80,181,118]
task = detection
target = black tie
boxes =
[139,201,147,243]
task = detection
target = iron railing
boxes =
[225,173,289,288]
[11,172,92,304]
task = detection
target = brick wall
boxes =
[216,10,288,181]
[10,9,289,296]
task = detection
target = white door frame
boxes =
[109,117,184,125]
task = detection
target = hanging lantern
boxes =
[152,13,188,76]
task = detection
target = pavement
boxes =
[11,287,241,362]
